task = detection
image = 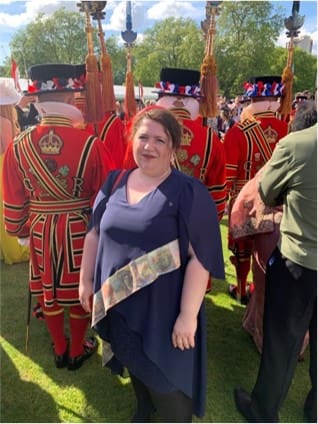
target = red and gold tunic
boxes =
[2,115,115,307]
[224,112,288,203]
[173,111,226,221]
[96,112,126,168]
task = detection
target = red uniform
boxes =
[173,111,227,221]
[3,116,114,307]
[84,113,126,169]
[223,111,288,301]
[96,112,126,168]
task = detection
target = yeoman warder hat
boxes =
[243,75,283,98]
[154,67,200,98]
[26,63,86,96]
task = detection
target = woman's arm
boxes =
[172,244,209,350]
[79,228,99,313]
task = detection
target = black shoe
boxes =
[131,406,156,422]
[234,387,265,422]
[67,337,98,371]
[52,340,69,368]
[54,350,69,368]
[240,295,250,305]
[228,285,251,305]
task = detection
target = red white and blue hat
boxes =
[154,67,200,98]
[26,63,86,96]
[243,75,284,98]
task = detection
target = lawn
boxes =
[0,217,311,422]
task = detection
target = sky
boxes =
[0,0,317,66]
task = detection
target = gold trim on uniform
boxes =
[190,154,201,167]
[263,125,279,144]
[181,126,193,146]
[180,165,195,177]
[38,130,63,155]
[40,116,73,128]
[176,149,188,163]
[43,308,64,317]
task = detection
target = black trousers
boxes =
[251,247,317,421]
[129,371,193,422]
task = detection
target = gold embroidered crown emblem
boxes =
[263,125,278,144]
[181,127,193,146]
[38,130,63,155]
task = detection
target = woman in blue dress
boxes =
[79,106,225,422]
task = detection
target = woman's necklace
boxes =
[156,168,171,182]
[128,168,172,204]
[138,168,171,190]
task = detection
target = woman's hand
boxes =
[79,228,99,313]
[79,279,94,313]
[172,312,197,350]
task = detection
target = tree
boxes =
[271,46,317,95]
[215,1,285,98]
[132,17,205,86]
[3,8,127,84]
[105,36,126,85]
[4,8,97,78]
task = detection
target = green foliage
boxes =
[270,47,317,95]
[133,17,204,86]
[104,36,127,85]
[215,1,284,98]
[4,8,92,77]
[0,217,310,422]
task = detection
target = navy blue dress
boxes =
[91,168,225,417]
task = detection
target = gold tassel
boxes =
[124,70,137,121]
[277,42,294,118]
[100,52,116,113]
[199,3,220,120]
[199,54,218,118]
[277,65,293,117]
[85,53,104,123]
[93,6,116,114]
[80,3,104,125]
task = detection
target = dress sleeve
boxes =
[179,178,225,280]
[89,169,121,233]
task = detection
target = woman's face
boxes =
[133,117,173,176]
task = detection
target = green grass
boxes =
[0,217,310,422]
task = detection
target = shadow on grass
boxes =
[1,344,59,422]
[1,262,136,422]
[0,259,312,423]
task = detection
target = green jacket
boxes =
[259,124,317,270]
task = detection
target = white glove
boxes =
[18,237,30,247]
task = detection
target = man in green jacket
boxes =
[234,113,317,422]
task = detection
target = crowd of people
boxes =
[1,57,316,422]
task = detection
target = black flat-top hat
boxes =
[154,67,200,97]
[26,63,86,95]
[243,75,283,98]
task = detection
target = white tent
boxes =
[113,84,158,101]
